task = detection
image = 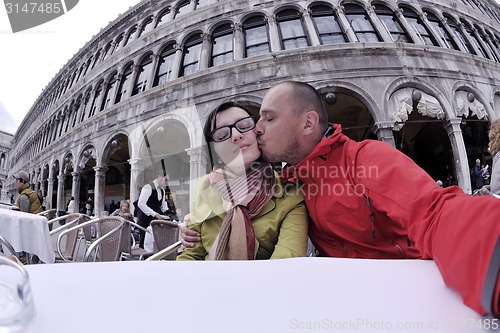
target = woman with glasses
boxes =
[177,101,308,260]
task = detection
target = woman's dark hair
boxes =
[203,101,252,169]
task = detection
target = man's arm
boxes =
[137,184,156,217]
[19,194,30,213]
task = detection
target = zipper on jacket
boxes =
[366,197,375,239]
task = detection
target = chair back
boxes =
[85,217,125,262]
[37,209,57,231]
[56,213,84,260]
[150,220,179,260]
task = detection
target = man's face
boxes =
[255,84,302,164]
[157,175,168,187]
[15,178,23,190]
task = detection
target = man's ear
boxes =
[302,111,320,135]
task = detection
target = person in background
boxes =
[481,119,500,196]
[110,199,135,223]
[472,158,485,190]
[176,101,307,261]
[13,171,42,214]
[136,173,170,248]
[67,196,76,214]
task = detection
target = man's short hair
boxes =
[277,81,328,131]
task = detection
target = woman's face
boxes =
[212,107,261,172]
[120,203,129,213]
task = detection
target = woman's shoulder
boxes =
[272,172,304,203]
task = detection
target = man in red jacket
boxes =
[183,81,500,317]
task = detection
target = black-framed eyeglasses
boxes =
[210,116,256,142]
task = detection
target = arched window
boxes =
[72,97,81,127]
[424,12,459,50]
[80,89,92,122]
[461,19,488,59]
[443,15,475,54]
[243,15,270,57]
[115,64,133,103]
[139,17,154,37]
[156,8,170,28]
[88,82,103,118]
[123,27,137,47]
[401,7,438,46]
[476,27,499,62]
[101,74,117,110]
[211,24,234,67]
[132,56,153,96]
[344,4,381,42]
[174,1,190,19]
[101,42,113,62]
[154,44,176,86]
[91,50,101,69]
[276,9,309,50]
[375,5,410,43]
[310,5,347,44]
[180,34,203,76]
[111,34,123,54]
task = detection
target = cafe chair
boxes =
[0,233,15,256]
[119,220,153,261]
[37,209,57,231]
[49,213,88,262]
[57,217,126,262]
[150,220,179,260]
[145,241,182,261]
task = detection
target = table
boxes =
[0,209,55,263]
[24,258,496,333]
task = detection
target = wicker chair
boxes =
[57,217,126,262]
[50,213,87,262]
[119,220,153,261]
[37,209,57,231]
[150,220,179,260]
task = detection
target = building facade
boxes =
[7,0,500,216]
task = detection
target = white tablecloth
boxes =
[24,258,494,333]
[0,209,55,263]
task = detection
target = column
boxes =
[199,33,211,70]
[128,158,146,216]
[56,174,65,216]
[45,176,54,209]
[373,122,396,147]
[265,15,282,52]
[71,172,80,213]
[335,6,358,42]
[93,166,107,217]
[418,12,444,47]
[170,44,183,80]
[186,146,207,208]
[472,26,494,59]
[444,119,471,194]
[233,23,244,61]
[301,9,321,46]
[457,21,480,55]
[188,0,196,12]
[126,65,141,99]
[365,5,392,42]
[442,17,467,52]
[146,54,160,90]
[394,9,422,45]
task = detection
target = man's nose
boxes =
[254,119,263,135]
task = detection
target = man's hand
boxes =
[154,213,164,220]
[179,214,200,248]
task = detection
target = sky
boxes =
[0,0,142,134]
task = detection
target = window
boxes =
[91,50,101,69]
[444,15,475,54]
[310,5,347,44]
[344,4,381,43]
[100,74,117,110]
[115,64,133,103]
[477,27,499,62]
[401,7,438,46]
[154,44,176,86]
[211,24,234,67]
[123,27,137,47]
[461,19,488,58]
[276,9,309,50]
[132,56,153,96]
[111,35,123,54]
[101,42,113,61]
[156,9,170,28]
[180,34,203,76]
[424,12,459,50]
[243,16,270,57]
[139,17,154,36]
[88,82,103,118]
[174,1,190,19]
[375,5,410,43]
[80,89,92,122]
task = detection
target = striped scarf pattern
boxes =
[208,161,276,260]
